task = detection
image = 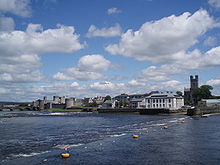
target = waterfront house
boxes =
[130,98,144,108]
[102,100,117,108]
[138,92,184,110]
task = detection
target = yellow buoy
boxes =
[133,135,139,139]
[163,125,169,129]
[61,153,70,158]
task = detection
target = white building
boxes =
[138,92,184,110]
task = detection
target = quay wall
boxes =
[187,107,220,116]
[98,108,139,113]
[98,108,186,114]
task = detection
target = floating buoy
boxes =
[61,153,70,158]
[163,125,169,129]
[133,135,139,139]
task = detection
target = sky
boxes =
[0,0,220,102]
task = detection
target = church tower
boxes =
[190,75,198,89]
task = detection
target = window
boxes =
[168,99,171,103]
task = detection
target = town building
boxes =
[113,91,159,103]
[138,92,184,110]
[93,96,105,104]
[32,96,76,110]
[83,98,93,105]
[101,100,117,108]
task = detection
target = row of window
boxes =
[148,104,172,108]
[146,98,172,103]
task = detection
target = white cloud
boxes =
[128,80,145,86]
[200,46,220,67]
[78,54,111,72]
[25,24,83,53]
[53,54,111,81]
[138,66,170,82]
[53,72,72,81]
[86,24,121,38]
[130,46,220,85]
[0,73,13,81]
[204,36,217,46]
[71,82,79,87]
[106,9,214,63]
[90,81,125,91]
[53,68,104,81]
[0,88,8,94]
[208,0,220,9]
[107,8,121,15]
[0,0,31,17]
[206,79,220,86]
[0,79,188,102]
[0,16,15,31]
[0,24,83,83]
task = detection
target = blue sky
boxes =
[0,0,220,102]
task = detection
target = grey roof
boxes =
[130,98,143,102]
[146,93,182,98]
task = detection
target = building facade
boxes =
[138,92,184,110]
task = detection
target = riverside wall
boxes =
[98,108,187,114]
[187,107,220,116]
[98,108,139,113]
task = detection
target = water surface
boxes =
[1,111,220,165]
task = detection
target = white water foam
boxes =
[108,133,126,138]
[47,112,67,115]
[168,117,187,123]
[54,143,83,149]
[12,151,50,158]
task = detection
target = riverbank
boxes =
[41,108,83,112]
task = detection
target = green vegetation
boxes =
[212,95,220,99]
[176,91,183,96]
[192,85,213,103]
[104,95,111,101]
[45,108,82,112]
[84,102,98,107]
[19,103,29,106]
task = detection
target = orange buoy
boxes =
[133,135,139,139]
[61,153,70,158]
[163,125,169,129]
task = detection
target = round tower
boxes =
[39,100,45,110]
[65,98,74,109]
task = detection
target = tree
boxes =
[176,91,183,96]
[104,95,111,101]
[19,103,28,106]
[192,85,213,104]
[200,85,213,98]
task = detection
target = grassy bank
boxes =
[44,108,83,112]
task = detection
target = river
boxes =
[0,111,220,165]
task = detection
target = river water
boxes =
[0,111,220,165]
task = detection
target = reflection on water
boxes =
[1,111,220,165]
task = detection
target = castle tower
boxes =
[190,75,198,89]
